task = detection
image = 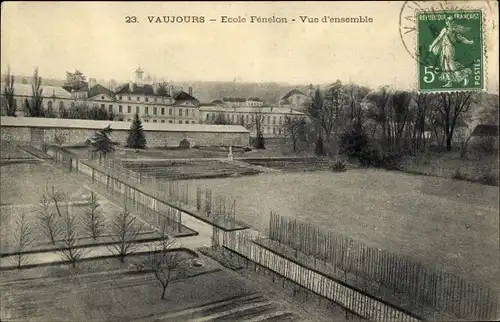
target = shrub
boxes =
[330,160,347,172]
[179,138,191,149]
[243,147,252,152]
[452,168,467,181]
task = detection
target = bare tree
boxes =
[108,206,143,263]
[38,192,61,245]
[58,206,88,267]
[249,107,266,149]
[344,83,370,123]
[3,66,16,116]
[433,92,476,151]
[47,185,66,217]
[82,192,105,240]
[283,116,306,152]
[365,86,393,143]
[11,211,35,268]
[25,67,45,117]
[135,231,187,300]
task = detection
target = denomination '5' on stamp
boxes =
[417,10,483,92]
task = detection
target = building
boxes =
[220,97,265,108]
[279,89,311,111]
[199,104,306,138]
[0,82,76,116]
[0,116,250,148]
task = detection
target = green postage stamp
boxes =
[417,10,483,92]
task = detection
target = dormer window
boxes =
[137,97,140,101]
[145,97,149,102]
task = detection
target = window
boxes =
[145,97,149,102]
[161,108,165,115]
[128,96,131,100]
[161,120,165,123]
[191,121,195,124]
[101,104,105,108]
[169,108,172,116]
[144,106,149,114]
[168,120,173,123]
[109,105,113,113]
[206,114,209,120]
[71,102,75,108]
[231,114,235,122]
[137,97,140,101]
[127,119,131,122]
[278,128,282,135]
[153,107,157,115]
[154,97,158,102]
[119,95,122,100]
[145,119,149,122]
[267,116,270,124]
[273,116,276,125]
[47,101,53,113]
[127,106,131,113]
[59,101,64,110]
[153,119,157,123]
[185,109,189,117]
[273,128,276,134]
[246,115,249,123]
[101,96,105,100]
[119,105,123,113]
[179,109,183,117]
[179,120,183,124]
[136,106,140,114]
[267,127,270,133]
[279,116,283,124]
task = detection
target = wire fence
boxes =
[268,212,499,321]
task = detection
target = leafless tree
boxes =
[47,185,66,217]
[249,107,266,149]
[11,211,35,268]
[3,66,16,116]
[38,192,61,245]
[344,83,370,123]
[82,192,105,239]
[24,67,45,117]
[58,205,88,267]
[108,206,143,263]
[283,116,306,152]
[135,230,187,300]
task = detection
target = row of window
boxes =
[205,113,300,125]
[114,95,170,103]
[98,104,193,117]
[125,118,197,125]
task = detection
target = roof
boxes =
[471,124,499,137]
[211,99,224,104]
[87,84,115,99]
[247,97,263,102]
[115,83,158,96]
[222,97,247,102]
[0,116,250,134]
[0,82,74,99]
[173,90,200,106]
[282,89,306,100]
[199,105,228,112]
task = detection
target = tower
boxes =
[134,67,144,83]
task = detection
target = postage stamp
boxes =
[416,10,484,92]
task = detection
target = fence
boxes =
[268,212,499,321]
[45,145,242,231]
[218,229,421,322]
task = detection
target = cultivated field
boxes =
[184,169,499,288]
[0,253,302,322]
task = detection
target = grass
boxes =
[0,253,300,321]
[185,169,499,289]
[0,141,34,160]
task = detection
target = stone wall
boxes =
[1,126,249,147]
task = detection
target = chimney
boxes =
[129,81,134,92]
[188,86,193,96]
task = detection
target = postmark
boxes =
[399,1,494,93]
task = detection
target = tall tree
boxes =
[306,87,326,156]
[433,92,476,151]
[365,86,393,145]
[90,125,116,160]
[344,83,370,123]
[64,70,88,91]
[283,116,306,152]
[25,67,45,117]
[251,107,266,149]
[108,207,143,263]
[126,113,147,149]
[3,66,16,116]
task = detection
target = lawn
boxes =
[0,253,301,321]
[184,169,499,288]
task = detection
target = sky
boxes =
[1,1,499,92]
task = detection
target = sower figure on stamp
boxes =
[429,16,474,87]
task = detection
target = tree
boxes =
[283,116,306,151]
[156,81,170,97]
[38,191,62,245]
[11,211,34,269]
[135,228,187,300]
[365,86,393,144]
[253,107,267,149]
[344,83,370,122]
[126,113,147,149]
[90,125,116,160]
[25,67,45,117]
[208,113,232,125]
[64,70,88,92]
[82,192,105,240]
[433,92,476,151]
[3,66,16,116]
[306,88,326,156]
[108,207,143,263]
[58,206,88,268]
